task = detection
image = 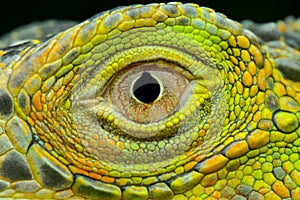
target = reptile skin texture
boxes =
[0,2,300,200]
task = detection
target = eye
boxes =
[107,61,189,123]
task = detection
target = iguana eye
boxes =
[69,44,226,166]
[106,61,189,123]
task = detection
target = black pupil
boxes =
[132,72,160,104]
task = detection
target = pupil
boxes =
[132,72,160,103]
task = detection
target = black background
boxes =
[0,0,299,35]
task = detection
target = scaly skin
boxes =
[0,2,300,200]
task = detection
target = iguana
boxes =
[0,2,300,199]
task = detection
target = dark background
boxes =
[0,0,299,35]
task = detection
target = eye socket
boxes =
[106,61,190,123]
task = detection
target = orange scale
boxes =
[89,172,102,180]
[264,59,273,77]
[116,141,125,150]
[30,112,37,121]
[257,69,266,91]
[32,91,43,111]
[247,61,257,76]
[99,169,109,176]
[249,45,263,67]
[92,133,99,140]
[242,71,253,87]
[107,139,116,148]
[99,138,107,147]
[184,161,198,172]
[211,191,221,199]
[27,117,35,126]
[252,111,262,122]
[239,61,246,71]
[75,137,81,143]
[86,160,94,167]
[234,66,241,75]
[194,154,206,162]
[101,176,115,183]
[89,139,99,149]
[199,129,206,137]
[70,165,89,176]
[56,86,65,98]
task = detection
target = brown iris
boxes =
[107,61,190,123]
